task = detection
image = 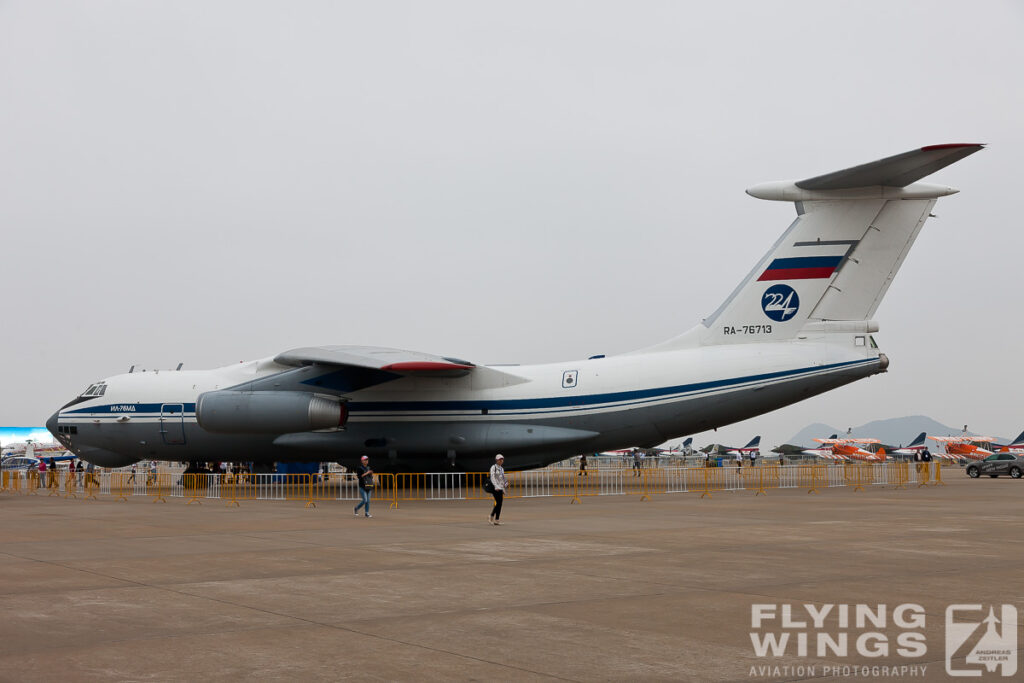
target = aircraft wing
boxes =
[275,345,476,377]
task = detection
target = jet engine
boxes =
[196,391,347,434]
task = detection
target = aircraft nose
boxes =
[46,411,60,439]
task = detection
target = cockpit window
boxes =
[79,382,107,398]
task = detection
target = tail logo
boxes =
[762,284,800,322]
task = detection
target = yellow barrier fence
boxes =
[3,463,950,506]
[916,462,931,487]
[890,462,908,489]
[63,471,78,499]
[110,472,132,501]
[150,472,170,502]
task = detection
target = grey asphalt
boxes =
[0,473,1020,681]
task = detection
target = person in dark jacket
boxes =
[354,455,374,518]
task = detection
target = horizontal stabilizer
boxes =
[796,144,984,190]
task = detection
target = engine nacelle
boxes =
[196,391,347,434]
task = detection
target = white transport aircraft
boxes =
[47,144,983,472]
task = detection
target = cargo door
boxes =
[160,403,186,445]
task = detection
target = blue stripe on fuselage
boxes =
[345,357,876,413]
[59,358,876,418]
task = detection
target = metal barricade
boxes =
[109,472,131,501]
[916,462,931,487]
[150,472,171,502]
[63,470,78,499]
[82,469,100,500]
[27,470,41,495]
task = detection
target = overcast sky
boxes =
[1,1,1021,450]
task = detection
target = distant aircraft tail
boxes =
[648,144,983,350]
[907,432,927,448]
[1010,430,1024,448]
[744,436,761,449]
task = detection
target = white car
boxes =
[1,456,42,471]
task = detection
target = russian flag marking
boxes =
[757,256,842,281]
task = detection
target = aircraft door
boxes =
[160,403,186,445]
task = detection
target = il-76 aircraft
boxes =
[47,144,983,473]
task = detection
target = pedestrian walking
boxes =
[632,450,642,477]
[353,455,374,518]
[488,454,508,525]
[578,453,588,477]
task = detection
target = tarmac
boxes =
[0,473,1021,682]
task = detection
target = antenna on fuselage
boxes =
[176,363,183,370]
[129,365,135,373]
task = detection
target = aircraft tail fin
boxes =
[648,144,983,350]
[1010,430,1024,448]
[744,436,761,449]
[908,432,927,448]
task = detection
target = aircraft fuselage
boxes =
[50,336,882,472]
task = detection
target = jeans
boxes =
[490,490,503,520]
[355,487,372,515]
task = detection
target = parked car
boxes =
[0,456,42,472]
[965,453,1024,479]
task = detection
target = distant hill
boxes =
[786,416,1010,448]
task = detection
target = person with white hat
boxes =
[354,455,374,518]
[488,454,509,525]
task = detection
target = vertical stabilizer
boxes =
[646,145,983,351]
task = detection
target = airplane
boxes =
[701,436,761,457]
[46,144,983,473]
[928,435,995,461]
[1,441,71,460]
[771,434,838,457]
[673,437,694,457]
[599,437,692,457]
[884,431,928,458]
[813,437,886,462]
[992,429,1024,453]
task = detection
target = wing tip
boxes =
[920,143,985,151]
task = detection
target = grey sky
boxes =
[1,1,1021,451]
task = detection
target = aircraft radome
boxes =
[47,144,984,472]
